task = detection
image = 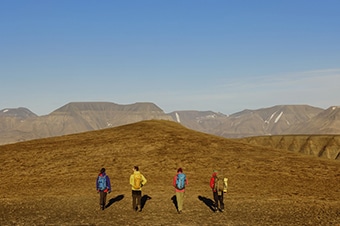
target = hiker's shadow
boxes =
[105,194,124,209]
[198,195,215,212]
[171,195,178,211]
[140,195,152,210]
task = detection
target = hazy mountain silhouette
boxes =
[0,107,37,131]
[0,107,37,119]
[285,106,340,134]
[170,105,324,138]
[167,110,229,134]
[0,102,173,144]
[1,102,340,150]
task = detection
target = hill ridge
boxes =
[1,120,339,225]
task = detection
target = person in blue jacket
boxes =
[96,168,111,210]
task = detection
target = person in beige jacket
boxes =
[129,166,147,211]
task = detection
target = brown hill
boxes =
[1,120,339,225]
[239,135,340,160]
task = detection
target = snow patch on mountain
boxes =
[265,111,277,124]
[275,112,283,123]
[285,119,290,125]
[207,114,216,118]
[175,112,181,123]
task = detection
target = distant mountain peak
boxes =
[51,101,165,114]
[0,107,37,118]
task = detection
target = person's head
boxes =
[100,168,106,174]
[212,169,218,176]
[133,166,139,171]
[177,168,183,173]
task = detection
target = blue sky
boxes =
[1,1,340,116]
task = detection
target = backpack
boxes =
[133,173,142,189]
[213,175,219,191]
[176,173,186,190]
[214,176,228,193]
[98,175,107,191]
[222,178,228,193]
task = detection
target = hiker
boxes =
[129,166,147,212]
[96,168,111,210]
[173,167,188,214]
[210,170,226,212]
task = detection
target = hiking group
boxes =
[96,167,228,213]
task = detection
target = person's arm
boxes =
[129,175,134,187]
[210,177,215,189]
[142,174,147,186]
[173,175,177,187]
[106,176,111,192]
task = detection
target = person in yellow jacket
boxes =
[129,166,147,211]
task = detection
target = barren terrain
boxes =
[1,120,339,225]
[239,135,340,160]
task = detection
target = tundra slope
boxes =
[1,120,339,225]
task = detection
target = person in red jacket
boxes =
[210,170,224,212]
[173,168,188,214]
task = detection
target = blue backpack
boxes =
[98,175,107,191]
[176,173,186,190]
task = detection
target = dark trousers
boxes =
[99,191,107,209]
[213,191,224,210]
[132,190,142,210]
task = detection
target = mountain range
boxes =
[1,102,340,154]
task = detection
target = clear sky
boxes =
[1,1,340,116]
